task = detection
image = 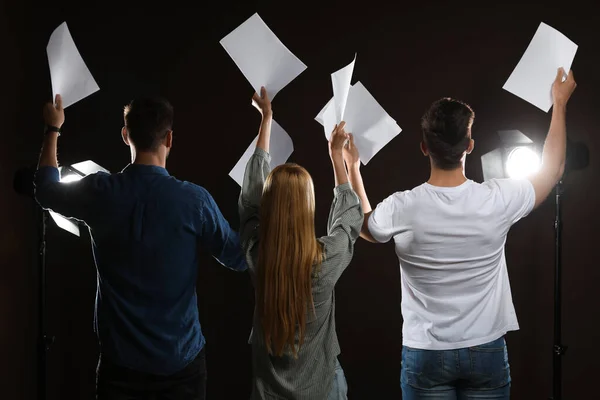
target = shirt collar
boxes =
[121,163,170,176]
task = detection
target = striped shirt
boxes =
[239,148,363,400]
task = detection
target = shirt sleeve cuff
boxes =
[333,182,353,197]
[253,147,272,163]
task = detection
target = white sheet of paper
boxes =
[47,22,100,109]
[343,82,401,164]
[317,99,337,140]
[315,83,401,165]
[229,120,294,186]
[315,97,332,126]
[220,13,307,100]
[331,54,356,122]
[49,211,80,237]
[503,22,578,112]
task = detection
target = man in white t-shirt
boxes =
[343,68,577,399]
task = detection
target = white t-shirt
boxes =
[368,178,536,350]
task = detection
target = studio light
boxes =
[59,174,81,183]
[506,147,541,179]
[481,130,540,181]
[13,159,108,400]
[50,160,109,236]
[481,129,589,400]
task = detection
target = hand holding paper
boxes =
[43,94,65,129]
[503,22,578,112]
[342,133,360,168]
[252,87,274,154]
[328,121,349,157]
[329,122,351,187]
[252,87,273,118]
[552,68,577,107]
[47,22,99,109]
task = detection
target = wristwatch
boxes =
[45,125,61,136]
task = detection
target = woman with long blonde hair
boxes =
[239,88,364,400]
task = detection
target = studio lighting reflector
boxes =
[481,130,541,181]
[49,160,109,236]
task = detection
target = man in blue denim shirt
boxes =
[35,94,247,400]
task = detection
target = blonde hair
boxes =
[256,163,324,358]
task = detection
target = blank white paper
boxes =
[332,54,356,122]
[343,82,402,165]
[49,211,80,237]
[315,98,337,140]
[220,13,307,100]
[47,22,100,109]
[503,22,578,112]
[315,97,332,127]
[229,120,294,187]
[315,82,401,165]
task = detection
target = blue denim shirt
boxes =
[35,164,247,375]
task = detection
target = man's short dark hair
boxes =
[421,98,475,170]
[124,97,174,152]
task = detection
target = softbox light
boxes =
[50,160,109,236]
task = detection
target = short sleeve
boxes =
[368,192,406,243]
[488,178,536,225]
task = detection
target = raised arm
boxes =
[238,88,273,263]
[528,68,577,209]
[329,122,350,187]
[35,94,108,221]
[343,133,376,242]
[317,126,363,285]
[38,94,64,169]
[252,87,272,153]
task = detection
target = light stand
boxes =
[14,160,108,400]
[551,178,566,400]
[13,167,54,400]
[482,133,589,400]
[37,206,54,400]
[549,140,588,400]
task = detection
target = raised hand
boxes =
[552,68,577,107]
[43,94,65,128]
[329,122,349,186]
[329,121,349,158]
[342,133,360,168]
[252,86,272,118]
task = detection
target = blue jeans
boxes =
[401,336,511,399]
[327,359,348,400]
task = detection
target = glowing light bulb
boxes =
[506,147,541,179]
[60,174,82,183]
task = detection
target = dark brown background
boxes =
[1,1,598,399]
